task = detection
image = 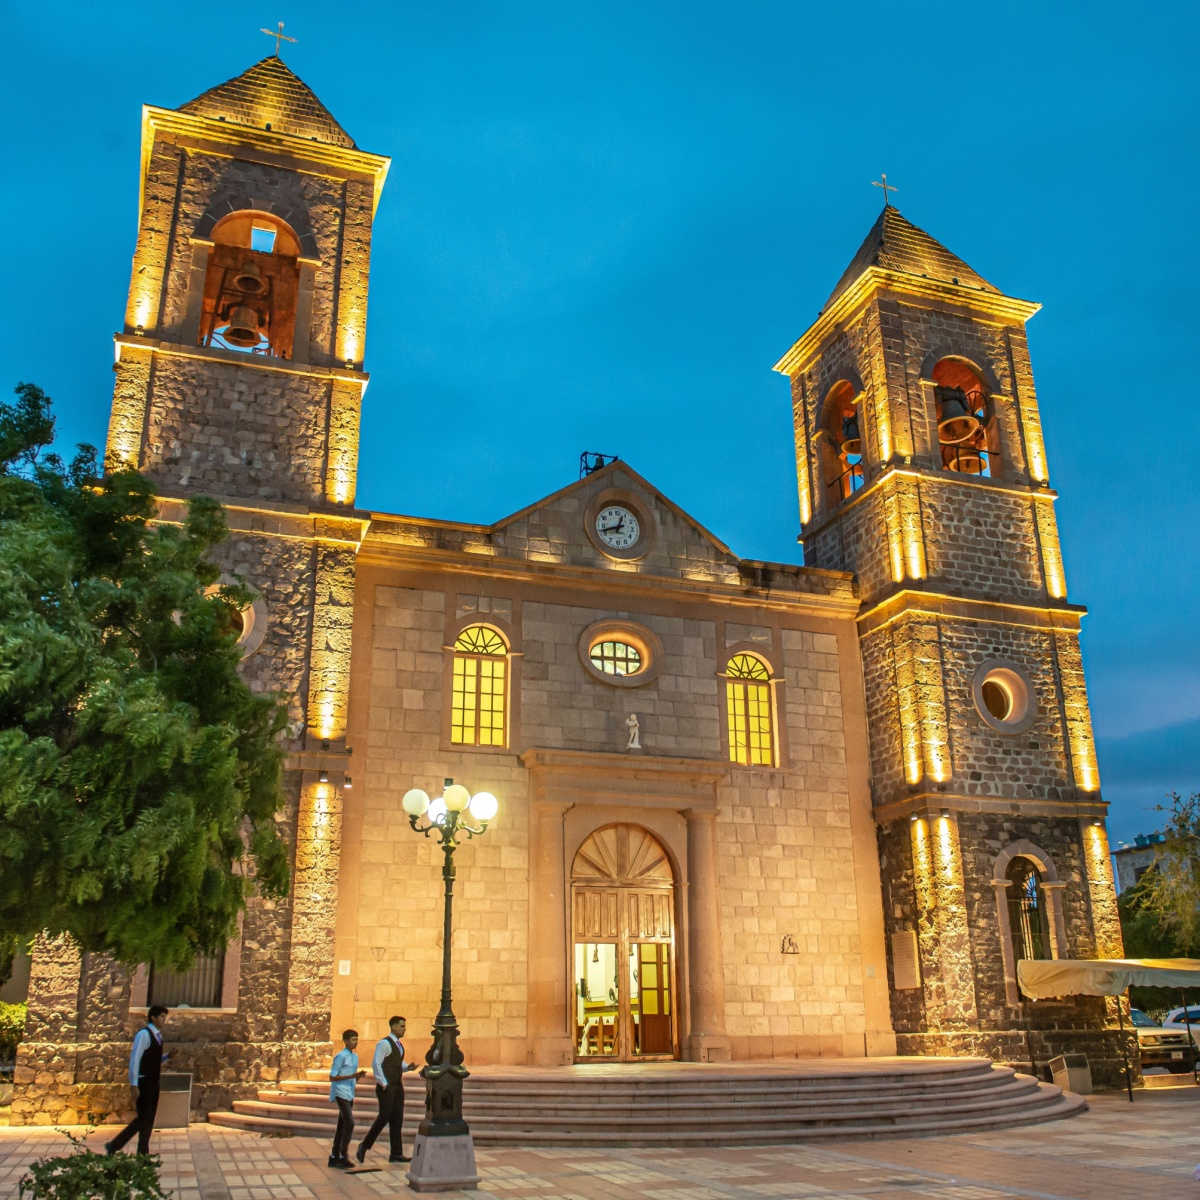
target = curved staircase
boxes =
[206,1057,1086,1146]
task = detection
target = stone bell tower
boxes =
[14,54,389,1123]
[773,204,1124,1073]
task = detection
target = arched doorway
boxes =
[571,824,677,1062]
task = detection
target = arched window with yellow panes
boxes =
[723,652,776,766]
[450,625,508,747]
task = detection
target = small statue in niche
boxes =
[625,712,641,751]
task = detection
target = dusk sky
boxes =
[4,2,1197,845]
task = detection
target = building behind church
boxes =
[13,54,1125,1123]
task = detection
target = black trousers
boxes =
[359,1082,405,1156]
[109,1082,160,1156]
[331,1097,355,1159]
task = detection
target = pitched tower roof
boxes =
[823,206,997,311]
[179,56,356,148]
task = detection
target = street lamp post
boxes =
[401,779,498,1192]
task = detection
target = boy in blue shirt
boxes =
[328,1028,365,1168]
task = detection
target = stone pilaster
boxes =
[684,809,730,1062]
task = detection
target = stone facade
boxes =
[15,62,1127,1123]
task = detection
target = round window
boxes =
[577,620,662,688]
[589,639,643,677]
[972,663,1034,733]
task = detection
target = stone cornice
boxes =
[155,495,370,548]
[857,588,1086,637]
[875,790,1107,826]
[113,333,368,389]
[356,540,860,618]
[520,747,728,811]
[773,267,1041,377]
[140,105,391,218]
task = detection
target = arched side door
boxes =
[570,824,677,1062]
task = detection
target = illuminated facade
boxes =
[13,58,1121,1125]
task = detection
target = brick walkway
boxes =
[1,1087,1197,1199]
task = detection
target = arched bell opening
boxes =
[932,358,998,477]
[199,211,301,359]
[570,824,678,1062]
[819,380,864,507]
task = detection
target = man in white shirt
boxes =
[105,1004,169,1156]
[356,1015,416,1163]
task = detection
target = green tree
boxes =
[1129,792,1200,955]
[0,383,289,970]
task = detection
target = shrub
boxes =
[0,1000,26,1061]
[19,1131,168,1200]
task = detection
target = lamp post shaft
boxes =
[439,840,455,1018]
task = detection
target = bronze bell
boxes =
[233,260,266,294]
[223,305,262,348]
[840,413,862,457]
[945,442,986,475]
[936,386,981,444]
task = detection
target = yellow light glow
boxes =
[886,493,905,583]
[874,393,893,462]
[796,442,812,525]
[1036,504,1066,599]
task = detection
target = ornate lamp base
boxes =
[406,1131,480,1192]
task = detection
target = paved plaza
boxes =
[1,1087,1196,1200]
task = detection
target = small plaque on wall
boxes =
[891,930,921,990]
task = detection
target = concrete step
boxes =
[230,1078,1055,1132]
[284,1064,1006,1104]
[208,1087,1086,1145]
[256,1073,1041,1118]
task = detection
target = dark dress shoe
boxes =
[389,1154,411,1162]
[355,1144,366,1164]
[327,1155,341,1168]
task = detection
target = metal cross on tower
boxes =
[872,173,898,208]
[260,21,297,56]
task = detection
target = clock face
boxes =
[595,504,641,550]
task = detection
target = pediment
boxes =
[489,461,744,582]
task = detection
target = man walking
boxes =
[328,1028,365,1168]
[356,1015,416,1164]
[105,1004,169,1156]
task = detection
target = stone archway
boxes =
[570,825,677,1061]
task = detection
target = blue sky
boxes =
[4,2,1197,844]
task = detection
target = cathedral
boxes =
[14,54,1125,1123]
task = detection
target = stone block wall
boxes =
[860,616,1082,811]
[877,811,1128,1085]
[125,356,332,506]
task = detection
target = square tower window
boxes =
[250,226,277,253]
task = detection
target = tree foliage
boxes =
[1125,792,1200,956]
[0,383,289,969]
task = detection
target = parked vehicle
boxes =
[1162,1006,1200,1044]
[1130,1008,1197,1072]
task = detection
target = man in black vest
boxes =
[356,1015,416,1163]
[105,1004,169,1157]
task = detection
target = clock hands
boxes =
[600,519,625,534]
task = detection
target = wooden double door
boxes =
[571,825,677,1062]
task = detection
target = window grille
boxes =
[148,953,224,1008]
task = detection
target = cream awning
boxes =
[1017,957,1200,999]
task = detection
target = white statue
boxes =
[625,712,641,751]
